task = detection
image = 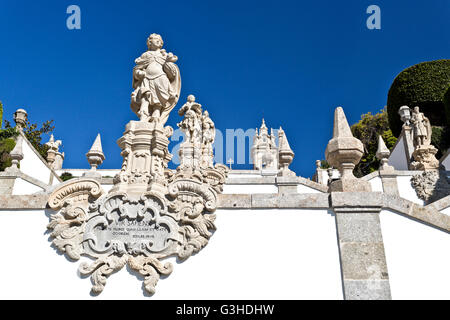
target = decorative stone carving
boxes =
[177,95,217,170]
[376,135,393,172]
[130,33,181,126]
[251,119,278,171]
[5,135,23,172]
[84,134,104,178]
[47,35,228,296]
[325,107,371,192]
[277,127,295,176]
[411,168,450,203]
[13,108,27,131]
[45,134,64,170]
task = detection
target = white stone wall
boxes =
[380,209,450,299]
[20,139,53,184]
[0,208,342,299]
[396,175,424,205]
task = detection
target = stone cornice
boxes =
[2,192,450,233]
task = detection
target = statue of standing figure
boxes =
[178,95,203,144]
[131,34,181,126]
[411,106,431,147]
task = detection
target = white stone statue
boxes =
[178,95,202,144]
[411,106,431,147]
[201,110,215,145]
[131,34,181,125]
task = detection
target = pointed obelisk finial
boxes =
[278,126,295,176]
[86,134,105,172]
[332,106,353,138]
[376,135,394,171]
[6,135,24,172]
[325,106,370,191]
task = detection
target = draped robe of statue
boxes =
[411,108,431,147]
[131,48,181,126]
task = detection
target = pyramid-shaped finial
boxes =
[278,126,295,176]
[333,107,353,138]
[90,134,103,154]
[376,135,393,171]
[6,135,24,172]
[86,134,105,170]
[325,106,370,191]
[376,135,389,157]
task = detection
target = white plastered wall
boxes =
[388,136,409,171]
[12,178,44,195]
[222,184,278,194]
[380,209,450,299]
[20,139,52,184]
[396,175,423,205]
[0,208,343,300]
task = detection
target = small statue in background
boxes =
[178,95,202,144]
[411,106,431,147]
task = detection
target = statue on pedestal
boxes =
[131,34,181,126]
[409,106,439,170]
[411,106,431,148]
[46,34,228,297]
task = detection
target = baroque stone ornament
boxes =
[411,168,450,203]
[251,119,278,171]
[47,35,228,296]
[325,106,371,192]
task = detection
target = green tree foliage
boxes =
[351,108,397,178]
[3,118,55,160]
[0,101,18,171]
[0,103,55,171]
[445,87,450,129]
[387,59,450,136]
[60,172,75,181]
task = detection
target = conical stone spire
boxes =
[325,107,370,192]
[376,135,394,171]
[278,127,295,177]
[6,135,24,172]
[86,134,105,171]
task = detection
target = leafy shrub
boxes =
[351,108,397,177]
[387,59,450,136]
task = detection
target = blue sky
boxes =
[0,0,449,178]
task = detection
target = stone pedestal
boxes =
[111,121,172,196]
[179,142,202,169]
[276,176,298,193]
[331,192,391,300]
[411,145,439,170]
[379,170,399,195]
[0,176,16,195]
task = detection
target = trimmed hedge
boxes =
[445,86,450,126]
[387,59,450,136]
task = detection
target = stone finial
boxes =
[398,105,411,127]
[251,119,278,171]
[13,109,27,131]
[325,107,370,191]
[376,135,394,172]
[315,160,322,169]
[278,127,295,176]
[6,135,24,172]
[86,134,105,171]
[45,134,63,169]
[260,119,268,135]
